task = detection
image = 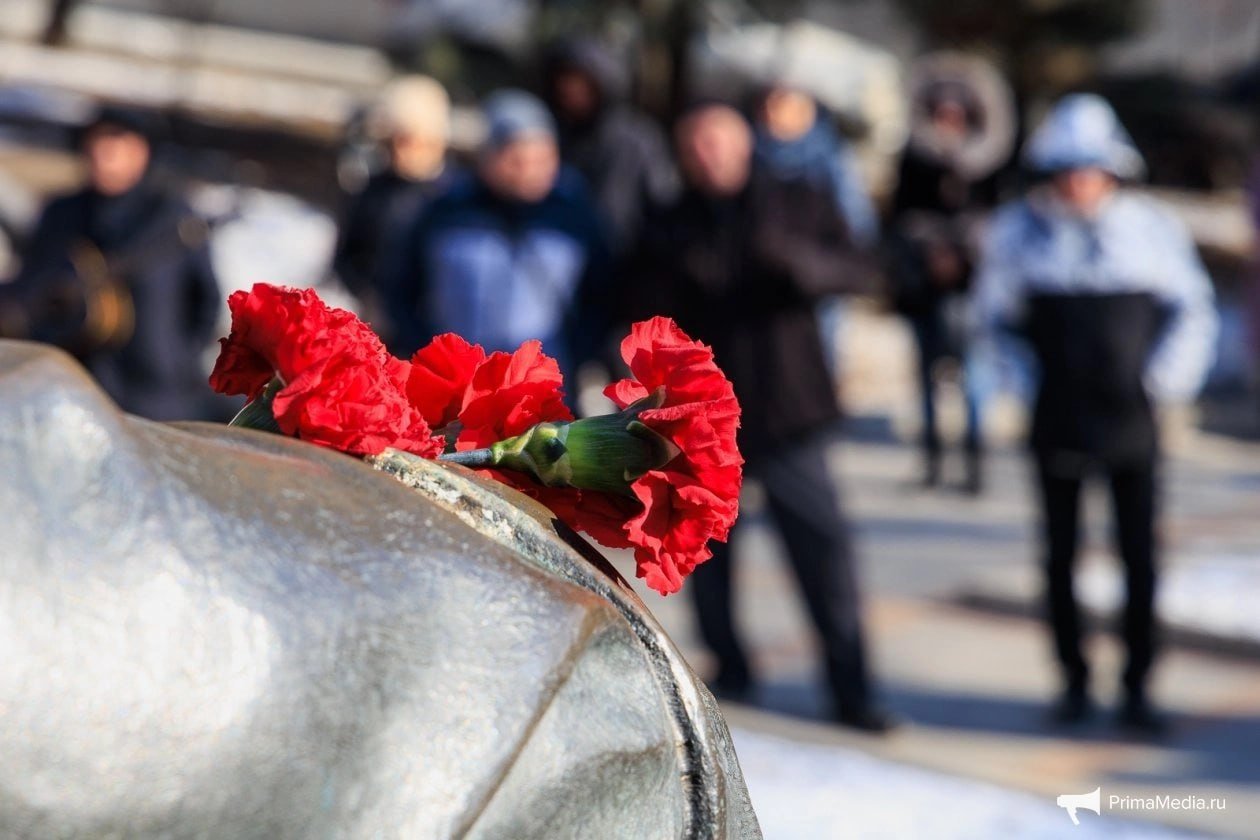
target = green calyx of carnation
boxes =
[227,375,284,435]
[441,388,680,495]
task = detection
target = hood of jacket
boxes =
[1023,93,1145,180]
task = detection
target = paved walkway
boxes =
[609,433,1260,838]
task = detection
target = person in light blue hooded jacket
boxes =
[972,94,1218,735]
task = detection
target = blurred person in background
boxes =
[2,105,219,420]
[543,37,678,255]
[334,75,454,328]
[972,94,1218,734]
[887,57,1014,494]
[633,102,894,732]
[752,83,878,382]
[1246,156,1260,415]
[385,89,609,376]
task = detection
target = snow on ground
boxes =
[1077,554,1260,646]
[729,726,1199,839]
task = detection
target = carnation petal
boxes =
[407,333,487,428]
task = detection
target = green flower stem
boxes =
[227,376,284,435]
[437,388,680,495]
[440,448,496,469]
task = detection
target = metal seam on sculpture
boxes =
[383,452,723,836]
[453,610,608,837]
[367,451,723,838]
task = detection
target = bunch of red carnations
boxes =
[209,283,743,596]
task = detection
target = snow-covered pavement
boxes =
[731,726,1202,839]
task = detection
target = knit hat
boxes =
[480,89,556,153]
[369,75,450,141]
[78,104,163,146]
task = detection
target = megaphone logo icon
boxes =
[1056,787,1101,825]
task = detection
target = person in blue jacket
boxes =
[972,94,1218,734]
[386,90,610,377]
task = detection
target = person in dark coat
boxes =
[11,106,220,421]
[973,94,1218,734]
[543,38,678,254]
[385,90,610,378]
[334,75,455,328]
[752,84,878,384]
[633,102,895,732]
[887,56,1015,493]
[753,85,877,248]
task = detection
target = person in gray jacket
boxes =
[971,94,1218,734]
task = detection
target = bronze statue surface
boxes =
[0,340,761,839]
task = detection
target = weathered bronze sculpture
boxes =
[0,340,761,839]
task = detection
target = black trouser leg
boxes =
[912,321,942,466]
[760,435,873,714]
[1035,455,1088,692]
[919,358,941,459]
[1108,459,1159,695]
[689,534,751,688]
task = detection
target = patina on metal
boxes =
[0,339,761,840]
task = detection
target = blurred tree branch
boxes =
[43,0,79,45]
[892,0,1150,95]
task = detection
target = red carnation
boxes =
[209,283,442,458]
[405,333,487,430]
[209,289,741,592]
[272,354,443,458]
[575,317,743,595]
[407,336,572,448]
[209,284,375,400]
[457,341,573,448]
[406,335,578,509]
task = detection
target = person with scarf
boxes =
[752,84,878,384]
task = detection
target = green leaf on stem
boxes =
[228,376,284,436]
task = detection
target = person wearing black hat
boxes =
[10,105,221,420]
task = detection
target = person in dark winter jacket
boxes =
[334,75,455,327]
[752,84,878,383]
[385,90,610,378]
[9,106,220,421]
[753,85,878,248]
[543,38,677,254]
[887,55,1015,493]
[973,94,1218,735]
[633,102,895,733]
